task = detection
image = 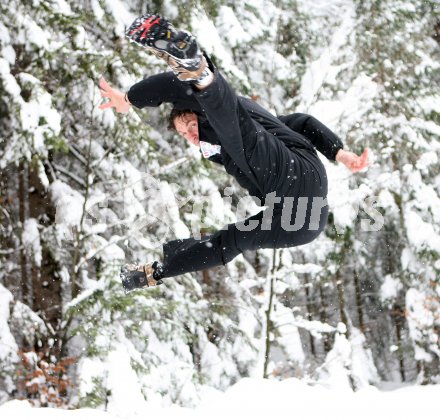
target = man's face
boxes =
[174,112,200,146]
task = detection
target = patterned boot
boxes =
[120,261,164,293]
[126,13,212,85]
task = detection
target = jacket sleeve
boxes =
[126,72,201,111]
[278,113,343,161]
[206,153,224,165]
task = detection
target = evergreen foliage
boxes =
[0,0,439,409]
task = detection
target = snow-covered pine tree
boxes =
[268,0,439,385]
[0,0,267,407]
[1,0,439,410]
[353,0,440,383]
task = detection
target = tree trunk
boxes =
[334,232,356,390]
[336,277,349,337]
[71,136,94,299]
[18,161,31,307]
[303,268,316,357]
[319,284,331,352]
[392,304,406,382]
[263,249,283,378]
[263,250,277,378]
[353,269,365,332]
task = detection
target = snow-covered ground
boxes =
[1,378,438,420]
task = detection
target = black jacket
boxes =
[127,72,342,198]
[128,72,341,159]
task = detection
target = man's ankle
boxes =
[195,69,214,90]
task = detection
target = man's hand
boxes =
[98,77,131,114]
[336,148,369,173]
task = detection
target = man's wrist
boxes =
[335,148,344,162]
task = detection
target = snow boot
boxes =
[120,262,163,293]
[125,13,211,84]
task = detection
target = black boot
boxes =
[125,13,212,84]
[120,261,164,293]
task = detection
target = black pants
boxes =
[161,72,329,278]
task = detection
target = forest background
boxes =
[0,0,439,410]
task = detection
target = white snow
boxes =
[103,0,134,37]
[18,14,50,50]
[273,305,305,363]
[404,209,440,253]
[159,181,191,239]
[56,0,73,15]
[0,285,18,360]
[1,45,15,64]
[0,379,439,420]
[0,58,21,97]
[17,73,62,153]
[51,180,85,229]
[190,9,248,83]
[91,0,105,20]
[21,218,42,267]
[0,21,10,44]
[405,288,439,361]
[380,274,402,302]
[216,6,252,47]
[104,345,149,417]
[298,2,356,112]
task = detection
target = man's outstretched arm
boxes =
[279,113,369,173]
[99,72,202,113]
[278,113,343,161]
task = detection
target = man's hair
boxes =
[168,108,195,131]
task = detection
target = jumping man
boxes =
[99,14,369,292]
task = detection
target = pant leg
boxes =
[161,212,265,278]
[161,197,328,279]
